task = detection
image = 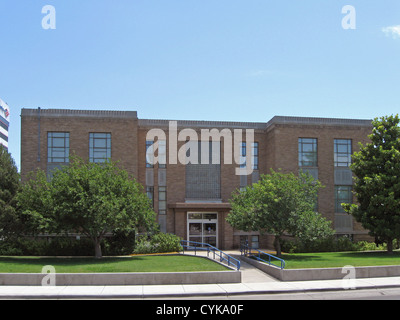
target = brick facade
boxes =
[20,109,373,249]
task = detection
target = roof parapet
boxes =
[21,108,138,119]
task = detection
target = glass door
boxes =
[188,213,218,247]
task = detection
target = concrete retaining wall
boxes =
[0,270,241,286]
[241,256,400,281]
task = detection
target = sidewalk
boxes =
[1,251,400,299]
[1,276,400,299]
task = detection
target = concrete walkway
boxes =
[1,251,400,299]
[188,249,278,283]
[1,277,400,299]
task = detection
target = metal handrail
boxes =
[240,242,285,270]
[181,240,241,271]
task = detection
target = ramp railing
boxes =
[181,240,241,271]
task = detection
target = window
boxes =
[251,235,259,249]
[146,140,166,168]
[146,187,154,208]
[185,141,221,199]
[239,142,246,168]
[334,139,352,167]
[0,132,8,143]
[158,140,167,168]
[239,142,259,169]
[48,132,69,163]
[299,138,317,167]
[146,140,154,168]
[335,186,352,213]
[158,186,167,215]
[89,133,111,163]
[252,142,259,170]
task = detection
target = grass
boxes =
[259,251,400,269]
[0,255,229,273]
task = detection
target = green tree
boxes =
[19,156,158,258]
[343,114,400,254]
[0,146,21,239]
[227,170,333,256]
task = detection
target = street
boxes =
[147,288,400,300]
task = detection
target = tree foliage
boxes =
[18,156,158,258]
[343,114,400,254]
[0,146,21,239]
[227,170,334,256]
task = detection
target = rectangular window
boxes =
[251,235,259,249]
[89,133,111,163]
[158,186,167,215]
[158,140,167,168]
[240,142,246,168]
[335,186,352,213]
[146,187,154,208]
[252,142,259,170]
[0,132,8,142]
[239,142,258,169]
[48,132,69,163]
[146,140,154,168]
[185,141,221,199]
[146,140,166,168]
[299,138,318,167]
[334,139,352,167]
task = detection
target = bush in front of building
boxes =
[0,237,93,256]
[133,233,183,254]
[280,237,392,254]
[281,236,354,253]
[102,230,136,256]
[0,233,137,257]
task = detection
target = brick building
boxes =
[20,108,373,249]
[0,99,10,149]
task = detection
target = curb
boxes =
[2,280,400,299]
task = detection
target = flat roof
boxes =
[21,108,372,128]
[21,108,138,119]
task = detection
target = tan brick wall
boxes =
[21,111,373,249]
[265,123,372,238]
[21,112,138,181]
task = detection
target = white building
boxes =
[0,98,10,149]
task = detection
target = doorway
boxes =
[187,212,218,247]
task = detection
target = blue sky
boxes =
[1,1,400,170]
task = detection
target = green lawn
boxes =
[0,255,229,273]
[264,251,400,269]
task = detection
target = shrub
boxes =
[0,237,94,256]
[133,233,182,254]
[0,235,138,257]
[281,236,357,253]
[280,236,392,254]
[133,236,154,254]
[355,241,387,251]
[151,233,182,253]
[103,230,136,256]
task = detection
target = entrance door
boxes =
[188,213,218,247]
